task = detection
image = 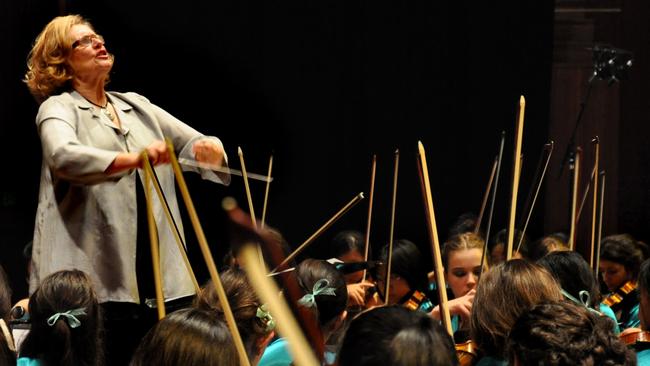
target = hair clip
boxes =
[256,304,276,332]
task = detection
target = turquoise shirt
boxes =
[625,303,641,329]
[638,349,650,366]
[258,338,292,366]
[599,303,621,334]
[17,357,42,366]
[258,338,337,366]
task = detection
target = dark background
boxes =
[2,0,647,302]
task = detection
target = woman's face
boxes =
[68,24,113,82]
[599,259,631,292]
[445,248,483,298]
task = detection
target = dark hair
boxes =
[131,307,238,366]
[331,230,367,259]
[380,239,429,294]
[339,306,458,366]
[507,301,636,365]
[470,259,562,359]
[194,269,271,358]
[600,234,649,279]
[0,264,15,364]
[639,259,650,296]
[489,229,529,261]
[448,212,479,239]
[537,251,601,308]
[296,259,348,327]
[526,232,569,262]
[0,265,11,320]
[20,269,103,366]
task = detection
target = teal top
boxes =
[258,338,337,366]
[451,314,460,333]
[625,303,641,329]
[599,303,621,334]
[258,338,292,366]
[17,357,42,366]
[638,349,650,366]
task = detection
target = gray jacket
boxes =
[31,90,229,303]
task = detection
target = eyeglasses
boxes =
[72,34,105,49]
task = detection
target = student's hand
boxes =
[448,289,476,320]
[430,289,476,321]
[347,281,375,307]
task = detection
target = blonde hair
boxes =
[442,232,485,270]
[24,15,92,103]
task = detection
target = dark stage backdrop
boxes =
[2,0,554,300]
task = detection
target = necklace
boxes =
[84,97,116,122]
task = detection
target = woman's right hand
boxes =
[106,140,171,174]
[144,140,170,166]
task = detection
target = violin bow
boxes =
[166,139,252,366]
[140,155,166,320]
[480,132,505,274]
[362,154,377,283]
[261,154,274,229]
[506,96,526,260]
[270,192,365,274]
[385,149,399,305]
[238,146,267,268]
[139,153,203,319]
[475,157,498,235]
[589,137,600,269]
[223,197,324,364]
[515,141,554,254]
[568,147,582,250]
[417,141,452,335]
[575,166,597,225]
[595,170,605,275]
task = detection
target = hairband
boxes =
[298,279,336,308]
[46,307,86,329]
[561,289,601,315]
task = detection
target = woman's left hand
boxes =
[193,140,225,166]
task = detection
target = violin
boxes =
[455,340,479,366]
[454,329,479,366]
[602,281,637,308]
[620,329,650,351]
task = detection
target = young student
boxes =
[377,239,434,312]
[194,268,275,365]
[130,307,238,366]
[630,258,650,364]
[599,234,649,330]
[0,265,16,364]
[506,300,635,365]
[330,230,375,308]
[339,305,458,366]
[18,269,103,366]
[537,250,619,333]
[258,259,348,366]
[470,260,563,365]
[430,232,484,336]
